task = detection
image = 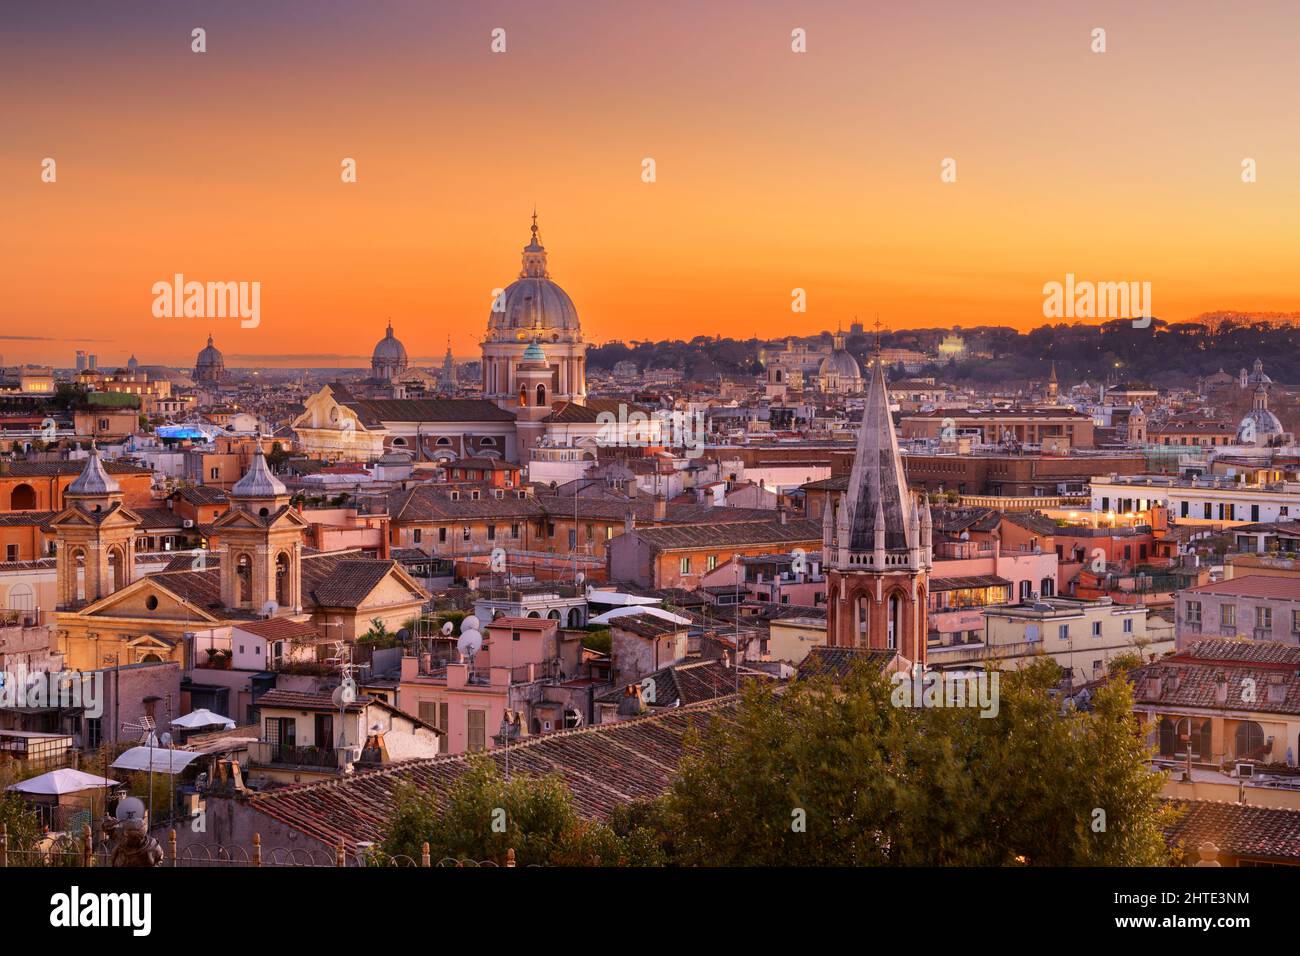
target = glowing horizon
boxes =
[4,0,1300,368]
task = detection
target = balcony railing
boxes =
[248,741,341,769]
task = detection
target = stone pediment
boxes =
[75,575,223,624]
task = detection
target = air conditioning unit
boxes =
[183,519,194,528]
[1237,763,1255,778]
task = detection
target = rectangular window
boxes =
[462,526,471,541]
[1222,604,1236,627]
[568,530,576,549]
[1058,624,1070,641]
[487,525,496,540]
[1123,618,1133,634]
[511,523,520,539]
[86,717,102,750]
[1181,501,1189,518]
[1091,621,1102,637]
[1256,606,1273,630]
[5,545,16,562]
[1186,601,1201,624]
[679,556,691,574]
[413,528,422,544]
[707,555,717,571]
[438,527,447,543]
[467,709,486,751]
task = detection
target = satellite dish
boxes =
[461,615,481,633]
[261,600,279,618]
[457,629,483,661]
[440,621,454,636]
[159,732,173,747]
[575,572,586,585]
[116,796,146,822]
[332,678,357,707]
[397,628,410,642]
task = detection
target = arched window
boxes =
[10,483,36,510]
[276,552,291,607]
[1159,716,1212,759]
[70,548,86,603]
[107,545,127,591]
[547,609,561,620]
[7,583,34,611]
[1235,721,1266,760]
[855,593,869,648]
[536,384,546,406]
[567,607,583,628]
[236,553,252,605]
[519,386,528,407]
[887,593,902,650]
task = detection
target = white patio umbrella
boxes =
[6,768,120,796]
[171,708,236,731]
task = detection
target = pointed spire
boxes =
[845,342,914,556]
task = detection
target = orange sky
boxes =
[4,0,1300,367]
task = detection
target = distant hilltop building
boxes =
[1239,358,1273,390]
[937,329,966,360]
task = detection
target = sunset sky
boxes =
[4,0,1300,367]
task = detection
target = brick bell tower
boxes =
[823,347,932,663]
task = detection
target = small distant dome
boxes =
[371,322,409,381]
[819,350,862,381]
[1237,386,1285,445]
[126,355,139,371]
[195,335,225,385]
[1237,410,1284,445]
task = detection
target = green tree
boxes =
[653,659,1170,866]
[377,756,625,866]
[0,793,43,853]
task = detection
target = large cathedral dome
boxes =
[486,214,581,340]
[371,321,409,381]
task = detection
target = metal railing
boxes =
[2,822,521,868]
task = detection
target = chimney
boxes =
[654,495,667,521]
[777,505,788,525]
[625,509,636,534]
[379,516,391,559]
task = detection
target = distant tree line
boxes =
[588,317,1300,388]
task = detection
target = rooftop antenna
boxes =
[121,715,158,823]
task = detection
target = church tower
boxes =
[210,438,308,614]
[823,350,932,662]
[50,444,142,606]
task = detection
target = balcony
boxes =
[247,741,343,770]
